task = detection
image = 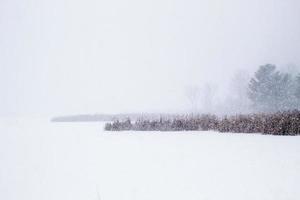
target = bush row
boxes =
[104,111,300,135]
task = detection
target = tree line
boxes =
[104,64,300,135]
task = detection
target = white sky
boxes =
[1,0,300,116]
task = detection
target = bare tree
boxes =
[200,83,217,114]
[185,85,202,113]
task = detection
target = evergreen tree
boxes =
[273,72,295,110]
[248,64,295,112]
[248,64,276,112]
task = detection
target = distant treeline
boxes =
[104,110,300,135]
[51,114,113,122]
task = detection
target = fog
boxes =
[1,0,300,117]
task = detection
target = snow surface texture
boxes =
[0,118,300,200]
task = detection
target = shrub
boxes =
[104,111,300,135]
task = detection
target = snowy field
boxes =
[0,118,300,200]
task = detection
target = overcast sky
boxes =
[1,0,300,117]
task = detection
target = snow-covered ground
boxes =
[0,118,300,200]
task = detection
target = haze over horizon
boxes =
[1,0,300,117]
